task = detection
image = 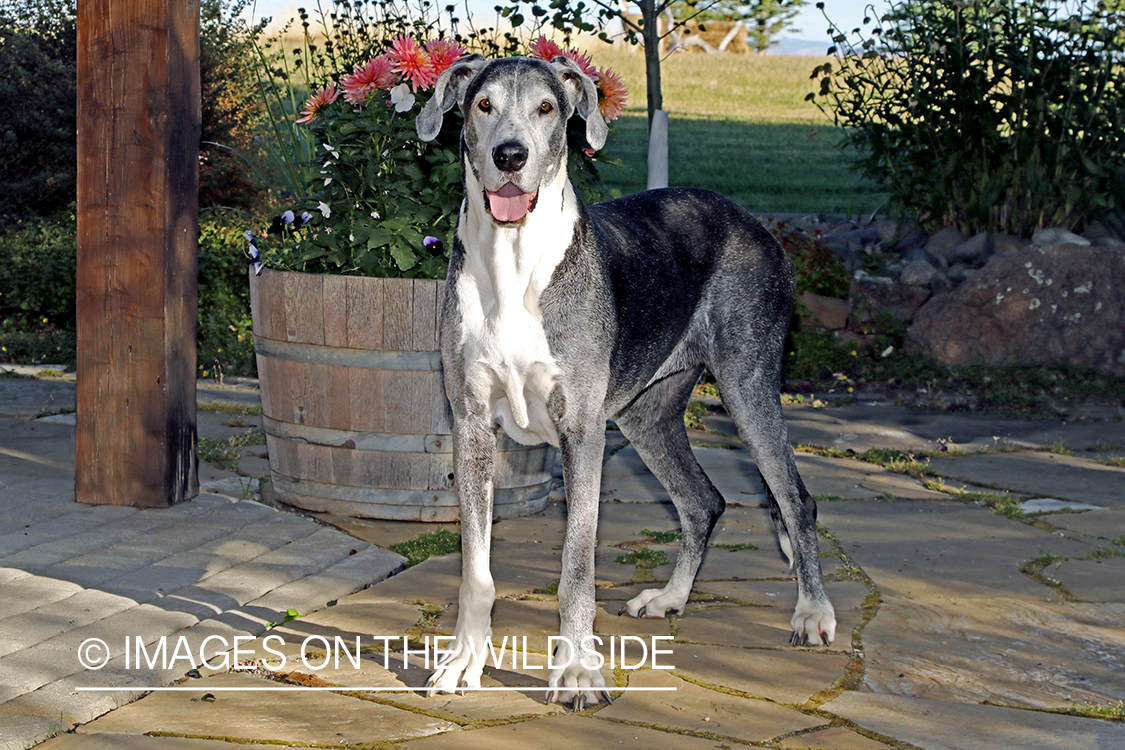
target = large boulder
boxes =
[906,244,1125,375]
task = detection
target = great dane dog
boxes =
[415,54,835,708]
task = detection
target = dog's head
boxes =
[416,55,608,224]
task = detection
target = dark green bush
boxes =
[0,0,77,229]
[0,208,77,330]
[198,215,255,377]
[811,0,1125,236]
[773,223,850,298]
[0,211,255,375]
[200,0,270,211]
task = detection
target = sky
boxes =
[241,0,882,44]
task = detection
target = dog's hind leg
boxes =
[616,365,726,619]
[713,359,836,646]
[426,414,497,694]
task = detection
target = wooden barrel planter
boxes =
[249,267,556,521]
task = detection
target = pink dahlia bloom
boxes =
[529,35,565,62]
[559,48,599,82]
[341,55,397,105]
[297,83,339,123]
[388,35,437,92]
[596,66,627,121]
[425,39,466,77]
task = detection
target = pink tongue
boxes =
[488,184,537,223]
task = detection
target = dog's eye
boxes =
[478,98,491,113]
[539,101,553,114]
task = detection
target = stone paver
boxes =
[396,713,735,750]
[78,673,455,744]
[929,451,1125,507]
[822,691,1125,750]
[597,668,827,742]
[668,644,849,704]
[6,376,1125,750]
[778,725,892,749]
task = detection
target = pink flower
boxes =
[341,56,397,105]
[296,83,339,124]
[388,35,436,92]
[425,39,466,77]
[560,48,599,82]
[596,66,628,121]
[529,35,565,62]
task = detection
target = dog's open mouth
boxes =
[486,183,539,224]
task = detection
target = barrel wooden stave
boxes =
[251,267,554,521]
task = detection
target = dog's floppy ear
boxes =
[549,56,608,152]
[416,54,487,141]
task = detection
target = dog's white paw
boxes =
[619,586,688,618]
[425,635,487,696]
[790,596,836,646]
[547,663,612,710]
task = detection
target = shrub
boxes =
[772,223,850,298]
[810,0,1125,237]
[0,208,77,330]
[198,215,256,377]
[199,0,271,211]
[0,0,77,229]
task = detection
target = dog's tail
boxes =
[762,469,795,571]
[505,366,530,430]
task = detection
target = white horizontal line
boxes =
[76,686,676,692]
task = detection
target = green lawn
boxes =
[587,47,887,215]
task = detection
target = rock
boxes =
[853,269,895,285]
[900,258,939,287]
[991,233,1025,255]
[923,226,967,260]
[894,228,929,254]
[825,221,859,238]
[1092,236,1125,249]
[800,291,851,330]
[827,244,864,272]
[876,216,918,243]
[948,231,994,265]
[906,244,1125,376]
[849,280,931,326]
[1033,227,1090,247]
[833,227,881,254]
[1082,220,1117,242]
[902,247,947,269]
[947,263,968,281]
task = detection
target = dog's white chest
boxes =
[456,180,578,448]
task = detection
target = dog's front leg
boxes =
[548,413,613,709]
[426,413,496,694]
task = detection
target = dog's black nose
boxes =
[492,141,528,172]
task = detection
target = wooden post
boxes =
[75,0,200,507]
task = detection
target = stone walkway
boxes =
[1,376,1124,749]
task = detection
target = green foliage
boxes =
[811,0,1125,236]
[639,528,682,543]
[782,326,853,381]
[390,528,462,566]
[773,223,849,298]
[0,0,76,229]
[712,542,759,551]
[198,429,265,470]
[200,0,271,210]
[615,548,669,568]
[198,215,256,377]
[0,208,76,330]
